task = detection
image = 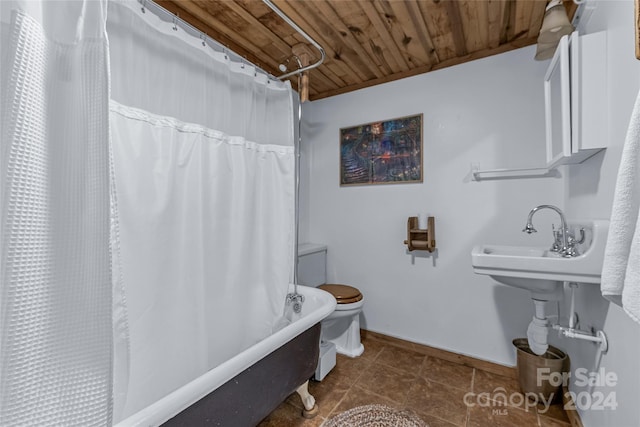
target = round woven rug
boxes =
[324,404,428,427]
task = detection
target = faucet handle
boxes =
[549,226,559,252]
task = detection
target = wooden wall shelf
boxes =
[404,216,436,252]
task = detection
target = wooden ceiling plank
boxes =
[405,0,440,64]
[419,0,457,62]
[159,1,276,72]
[444,1,468,56]
[328,0,396,75]
[359,0,409,71]
[273,0,366,85]
[528,0,547,38]
[513,0,535,40]
[458,1,482,53]
[219,0,292,57]
[312,0,385,79]
[476,1,490,49]
[370,0,419,69]
[384,0,432,66]
[487,0,505,49]
[375,0,431,69]
[500,0,517,45]
[315,35,539,100]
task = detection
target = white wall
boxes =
[300,45,564,366]
[552,1,640,426]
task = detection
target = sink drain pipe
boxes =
[527,299,551,355]
[527,283,608,355]
[552,282,608,353]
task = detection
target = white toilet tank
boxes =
[297,243,327,287]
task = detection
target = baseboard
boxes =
[361,329,517,379]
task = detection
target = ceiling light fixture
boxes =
[535,0,575,60]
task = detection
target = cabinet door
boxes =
[572,31,608,155]
[544,35,572,169]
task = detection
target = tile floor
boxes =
[258,331,573,427]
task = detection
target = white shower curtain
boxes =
[106,1,296,421]
[0,1,113,425]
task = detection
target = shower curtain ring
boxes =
[172,16,178,31]
[200,33,207,47]
[140,0,146,13]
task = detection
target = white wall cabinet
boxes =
[544,31,607,169]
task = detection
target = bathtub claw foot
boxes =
[295,381,317,418]
[302,404,318,419]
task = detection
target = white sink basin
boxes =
[471,220,609,300]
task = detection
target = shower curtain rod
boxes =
[261,0,326,80]
[137,0,325,82]
[138,0,276,80]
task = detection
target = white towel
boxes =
[601,89,640,324]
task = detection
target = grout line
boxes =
[465,369,475,426]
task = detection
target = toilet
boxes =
[297,243,365,359]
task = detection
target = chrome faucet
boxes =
[523,205,578,257]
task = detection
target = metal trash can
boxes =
[513,338,569,403]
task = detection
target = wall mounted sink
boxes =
[471,220,609,300]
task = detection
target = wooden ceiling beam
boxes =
[444,1,468,56]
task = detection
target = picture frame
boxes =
[339,114,423,186]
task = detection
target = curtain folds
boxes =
[110,102,295,419]
[107,0,294,146]
[1,0,295,423]
[0,1,113,425]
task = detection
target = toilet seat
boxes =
[319,284,363,304]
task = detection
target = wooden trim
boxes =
[361,329,518,379]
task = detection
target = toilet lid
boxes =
[319,284,363,304]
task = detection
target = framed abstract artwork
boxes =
[339,114,423,186]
